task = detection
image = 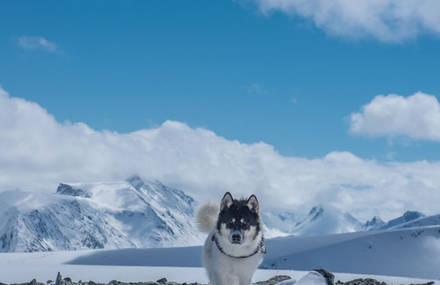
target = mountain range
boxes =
[0,176,439,252]
[0,176,203,252]
[263,206,435,238]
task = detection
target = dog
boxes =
[196,192,266,285]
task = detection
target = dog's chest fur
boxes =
[203,232,263,285]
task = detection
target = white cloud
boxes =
[250,0,440,42]
[2,87,440,221]
[17,36,58,53]
[349,92,440,141]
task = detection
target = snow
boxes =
[0,225,439,284]
[0,249,437,285]
[66,225,440,280]
[264,226,440,280]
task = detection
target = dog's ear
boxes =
[247,194,259,213]
[220,192,233,211]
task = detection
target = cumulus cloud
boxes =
[349,92,440,141]
[2,86,440,221]
[250,0,440,42]
[17,36,58,53]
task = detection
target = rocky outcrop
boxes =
[1,271,435,285]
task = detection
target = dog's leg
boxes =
[211,273,239,285]
[238,275,252,285]
[226,276,240,285]
[210,271,226,285]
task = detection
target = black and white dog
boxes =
[196,192,266,285]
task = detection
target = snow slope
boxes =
[263,226,440,279]
[68,225,440,280]
[0,246,437,284]
[0,176,203,252]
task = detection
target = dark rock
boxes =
[254,275,292,285]
[108,281,128,285]
[156,278,167,285]
[55,273,63,285]
[335,279,436,285]
[344,278,387,285]
[2,273,434,285]
[56,184,91,198]
[63,279,73,285]
[314,269,335,285]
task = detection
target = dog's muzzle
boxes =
[229,230,243,244]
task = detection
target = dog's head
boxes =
[216,192,261,245]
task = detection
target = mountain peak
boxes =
[126,175,145,189]
[381,210,425,230]
[402,210,425,220]
[56,183,91,198]
[362,216,385,231]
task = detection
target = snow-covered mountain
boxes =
[263,206,440,237]
[384,213,440,230]
[263,205,362,238]
[362,216,386,231]
[2,175,440,253]
[0,176,203,252]
[379,211,425,230]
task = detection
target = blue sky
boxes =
[1,0,440,162]
[3,1,440,218]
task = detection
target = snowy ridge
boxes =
[0,176,203,252]
[362,216,386,231]
[380,211,425,230]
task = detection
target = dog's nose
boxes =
[230,231,243,244]
[232,234,241,242]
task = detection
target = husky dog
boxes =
[196,192,265,285]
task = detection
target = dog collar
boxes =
[211,234,266,259]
